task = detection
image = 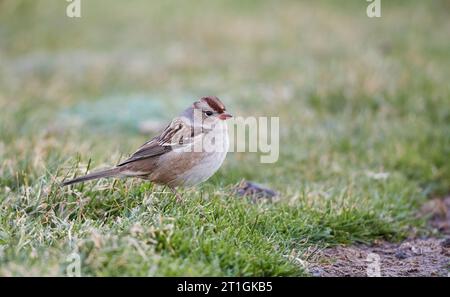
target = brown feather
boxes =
[62,167,121,186]
[201,96,225,113]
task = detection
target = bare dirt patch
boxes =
[309,238,449,277]
[421,196,450,235]
[309,197,450,277]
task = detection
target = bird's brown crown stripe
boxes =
[202,96,225,113]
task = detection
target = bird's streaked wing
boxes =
[117,118,194,166]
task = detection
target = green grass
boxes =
[0,0,449,276]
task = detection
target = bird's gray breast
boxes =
[174,122,229,186]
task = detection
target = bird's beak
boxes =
[219,112,233,120]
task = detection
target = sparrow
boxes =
[62,96,232,200]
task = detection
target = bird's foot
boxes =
[169,186,183,202]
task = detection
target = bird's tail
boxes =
[62,168,121,186]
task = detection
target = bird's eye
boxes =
[204,111,213,116]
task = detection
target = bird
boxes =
[62,96,232,201]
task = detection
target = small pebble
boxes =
[309,267,324,277]
[394,250,409,260]
[440,238,450,248]
[234,180,278,201]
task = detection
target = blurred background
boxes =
[1,0,448,192]
[0,0,449,276]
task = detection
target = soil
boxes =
[309,238,449,277]
[308,197,450,277]
[421,196,450,235]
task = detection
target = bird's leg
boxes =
[169,186,183,202]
